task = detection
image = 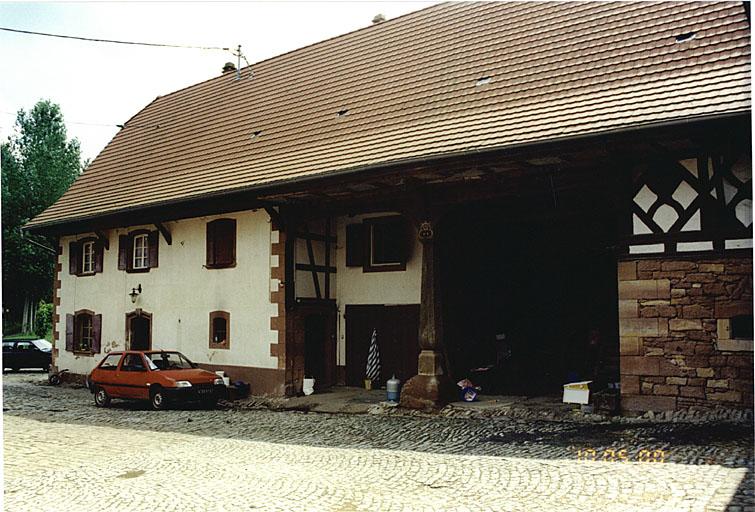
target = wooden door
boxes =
[288,300,337,392]
[345,304,420,387]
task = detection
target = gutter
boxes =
[24,110,751,234]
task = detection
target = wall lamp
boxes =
[129,284,142,304]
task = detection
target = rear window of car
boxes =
[2,342,14,352]
[98,353,122,370]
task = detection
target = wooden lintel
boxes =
[154,222,172,245]
[94,230,110,250]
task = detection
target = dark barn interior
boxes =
[440,193,620,397]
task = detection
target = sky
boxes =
[0,1,436,162]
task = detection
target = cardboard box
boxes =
[563,381,592,404]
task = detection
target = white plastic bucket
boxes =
[303,378,315,396]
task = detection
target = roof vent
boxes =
[675,32,696,43]
[250,130,263,139]
[222,62,237,73]
[372,14,386,24]
[475,76,492,87]
[336,108,349,117]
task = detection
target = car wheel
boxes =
[150,387,169,410]
[94,386,111,407]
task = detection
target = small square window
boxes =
[731,315,753,340]
[362,216,407,272]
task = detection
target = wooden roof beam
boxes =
[95,230,110,250]
[154,222,172,245]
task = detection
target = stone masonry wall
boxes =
[619,256,753,412]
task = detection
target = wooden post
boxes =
[400,217,455,409]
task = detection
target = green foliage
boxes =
[2,100,83,321]
[34,300,54,338]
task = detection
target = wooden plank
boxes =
[154,223,172,245]
[94,230,110,250]
[303,224,322,299]
[324,218,331,299]
[295,263,337,273]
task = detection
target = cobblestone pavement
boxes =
[3,373,753,512]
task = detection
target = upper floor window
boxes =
[69,237,104,276]
[346,216,408,272]
[82,241,95,274]
[133,234,149,270]
[119,230,158,272]
[65,310,102,354]
[206,219,237,269]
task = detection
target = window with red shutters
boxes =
[206,219,236,269]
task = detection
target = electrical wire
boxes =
[0,26,230,51]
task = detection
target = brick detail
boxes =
[269,226,287,370]
[620,256,753,412]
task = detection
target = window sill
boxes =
[75,272,98,277]
[125,267,151,274]
[716,339,753,352]
[363,262,406,273]
[209,342,230,350]
[205,263,237,270]
[72,350,95,357]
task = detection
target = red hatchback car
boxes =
[88,350,226,410]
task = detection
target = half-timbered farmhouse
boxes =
[27,2,752,412]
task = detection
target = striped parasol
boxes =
[366,328,381,384]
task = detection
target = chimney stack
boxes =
[222,62,237,74]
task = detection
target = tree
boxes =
[1,100,83,333]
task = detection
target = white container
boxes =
[215,371,230,387]
[303,378,315,396]
[563,381,592,405]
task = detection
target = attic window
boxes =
[475,76,492,87]
[250,130,263,139]
[675,32,696,43]
[336,108,349,117]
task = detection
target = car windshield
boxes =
[31,339,53,351]
[146,352,194,370]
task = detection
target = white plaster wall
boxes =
[56,210,278,375]
[334,213,422,365]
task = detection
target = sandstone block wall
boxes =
[618,257,753,412]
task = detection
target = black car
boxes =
[2,339,52,372]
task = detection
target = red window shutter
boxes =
[65,314,74,352]
[118,235,129,270]
[94,241,104,273]
[206,222,216,267]
[69,241,80,275]
[92,314,102,354]
[345,224,364,267]
[148,231,159,268]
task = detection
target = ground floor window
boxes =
[209,311,230,349]
[65,310,102,354]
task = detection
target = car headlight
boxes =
[213,378,225,386]
[174,381,192,388]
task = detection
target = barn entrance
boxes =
[126,310,152,351]
[440,199,620,397]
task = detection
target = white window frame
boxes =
[81,241,95,274]
[133,234,149,270]
[79,314,93,351]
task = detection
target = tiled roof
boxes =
[30,1,751,228]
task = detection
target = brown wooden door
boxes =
[345,304,420,387]
[288,301,337,392]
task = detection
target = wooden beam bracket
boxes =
[94,230,110,250]
[154,222,172,245]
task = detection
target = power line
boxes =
[0,26,230,51]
